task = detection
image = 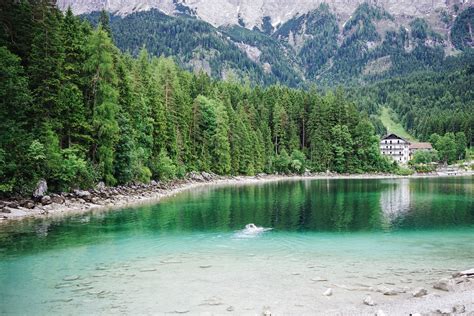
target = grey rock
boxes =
[74,190,91,200]
[96,181,106,190]
[433,278,453,291]
[412,287,428,297]
[201,172,213,181]
[50,194,65,204]
[378,286,398,295]
[453,304,465,314]
[41,195,52,205]
[63,275,80,281]
[91,197,101,204]
[363,295,376,306]
[323,288,333,296]
[226,306,234,312]
[33,179,48,199]
[25,201,35,209]
[460,268,474,276]
[1,207,12,214]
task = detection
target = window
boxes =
[390,140,392,144]
[397,140,400,144]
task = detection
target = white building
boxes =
[380,134,410,164]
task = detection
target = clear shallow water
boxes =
[0,177,473,314]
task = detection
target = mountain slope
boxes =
[58,0,472,32]
[78,2,474,86]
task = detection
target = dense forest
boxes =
[349,60,474,145]
[0,1,400,197]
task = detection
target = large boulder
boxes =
[74,190,92,201]
[50,194,65,204]
[33,179,48,199]
[188,172,204,182]
[433,278,453,291]
[41,195,52,205]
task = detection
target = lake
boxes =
[0,177,473,314]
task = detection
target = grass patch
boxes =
[379,107,418,141]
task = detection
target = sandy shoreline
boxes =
[0,172,472,224]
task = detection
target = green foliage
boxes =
[410,150,438,165]
[152,150,177,181]
[395,167,415,176]
[451,7,474,51]
[0,1,441,198]
[431,133,457,164]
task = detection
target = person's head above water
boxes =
[246,223,257,229]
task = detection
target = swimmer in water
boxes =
[246,223,258,230]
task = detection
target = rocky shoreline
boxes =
[0,171,472,223]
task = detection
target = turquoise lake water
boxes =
[0,177,473,314]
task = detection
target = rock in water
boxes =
[378,286,398,296]
[63,275,80,281]
[412,287,428,297]
[323,288,333,296]
[433,278,452,291]
[375,310,387,316]
[33,179,48,199]
[363,295,376,306]
[460,268,474,276]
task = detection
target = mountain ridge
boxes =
[57,0,473,31]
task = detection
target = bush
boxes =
[152,150,177,181]
[274,149,291,174]
[290,150,306,174]
[395,167,414,176]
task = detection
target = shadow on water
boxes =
[0,177,472,257]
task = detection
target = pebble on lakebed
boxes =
[323,288,333,296]
[63,275,80,281]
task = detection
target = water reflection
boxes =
[380,179,411,221]
[0,177,472,256]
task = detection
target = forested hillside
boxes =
[0,1,397,197]
[349,56,474,145]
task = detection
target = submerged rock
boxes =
[226,306,234,312]
[363,295,376,306]
[199,265,212,269]
[174,309,190,314]
[412,287,428,297]
[63,275,80,281]
[378,286,398,295]
[433,278,453,291]
[323,288,333,296]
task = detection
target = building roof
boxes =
[409,142,433,150]
[381,133,409,143]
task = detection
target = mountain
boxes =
[64,1,474,86]
[57,0,470,31]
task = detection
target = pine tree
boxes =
[85,26,120,185]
